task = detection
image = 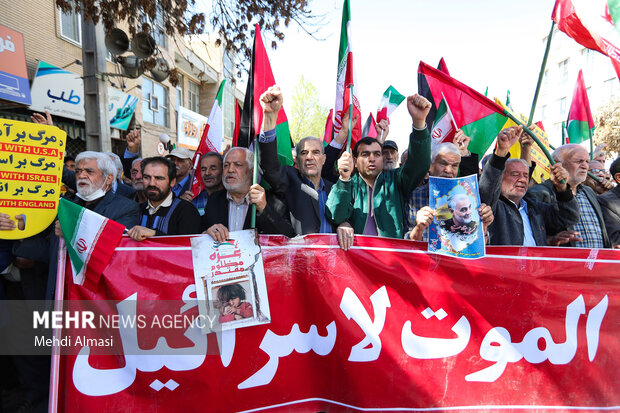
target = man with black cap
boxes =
[382,140,399,171]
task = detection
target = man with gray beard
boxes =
[201,147,294,241]
[49,151,140,300]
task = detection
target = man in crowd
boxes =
[258,86,344,235]
[326,94,431,246]
[405,132,486,241]
[106,151,136,199]
[127,157,200,240]
[130,158,147,204]
[202,147,294,242]
[382,140,399,171]
[479,126,579,246]
[166,148,194,197]
[528,144,611,248]
[597,157,620,248]
[64,156,76,171]
[180,152,224,216]
[584,159,614,195]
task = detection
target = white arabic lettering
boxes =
[237,322,337,389]
[340,286,390,362]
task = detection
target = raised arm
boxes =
[258,85,290,195]
[397,94,431,196]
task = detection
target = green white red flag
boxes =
[376,86,406,123]
[238,25,293,166]
[418,61,507,155]
[334,0,362,146]
[57,198,124,289]
[553,0,620,78]
[191,80,226,197]
[566,70,595,144]
[431,93,458,148]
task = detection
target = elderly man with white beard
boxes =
[200,147,295,241]
[48,151,140,300]
[56,151,140,234]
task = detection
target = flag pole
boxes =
[346,84,354,151]
[528,21,556,125]
[504,110,555,165]
[589,128,594,160]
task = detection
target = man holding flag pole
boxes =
[327,94,431,243]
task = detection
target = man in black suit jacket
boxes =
[598,157,620,248]
[258,85,345,235]
[49,151,141,297]
[201,147,294,241]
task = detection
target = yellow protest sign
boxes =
[0,118,66,239]
[494,99,551,184]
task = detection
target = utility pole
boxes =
[81,16,111,151]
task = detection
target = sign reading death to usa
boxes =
[0,118,66,239]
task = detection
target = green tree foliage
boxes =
[289,76,328,144]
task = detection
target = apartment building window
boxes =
[188,81,200,113]
[59,1,81,45]
[176,74,184,109]
[558,97,567,116]
[142,78,169,127]
[153,6,167,48]
[559,59,569,81]
[543,70,549,86]
[581,48,594,67]
[604,78,618,101]
[541,105,547,120]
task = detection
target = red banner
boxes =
[52,235,620,412]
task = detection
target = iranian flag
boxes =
[333,0,362,146]
[553,0,620,78]
[376,86,406,123]
[57,198,124,288]
[191,80,226,197]
[430,93,458,147]
[418,61,508,155]
[566,69,595,144]
[238,25,293,166]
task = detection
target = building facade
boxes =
[0,0,243,160]
[534,27,619,147]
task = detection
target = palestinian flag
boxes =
[333,0,362,146]
[57,198,125,289]
[376,85,406,123]
[418,61,507,156]
[418,57,452,127]
[566,69,594,144]
[438,57,450,75]
[361,112,378,139]
[191,80,226,197]
[238,25,293,166]
[562,120,569,144]
[553,0,620,78]
[430,94,457,148]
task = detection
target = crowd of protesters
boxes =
[0,87,619,412]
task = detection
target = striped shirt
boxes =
[573,187,604,249]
